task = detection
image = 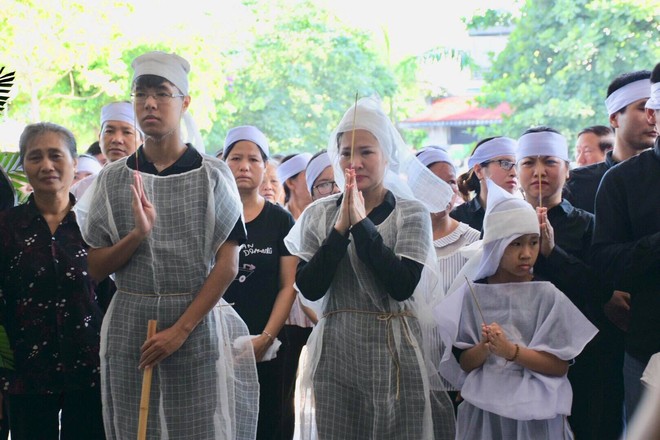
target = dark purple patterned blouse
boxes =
[0,194,106,394]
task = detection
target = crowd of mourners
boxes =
[0,51,658,440]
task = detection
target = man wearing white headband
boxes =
[306,150,340,201]
[565,70,656,214]
[71,101,142,199]
[451,136,519,231]
[517,126,608,438]
[79,51,258,439]
[593,62,660,428]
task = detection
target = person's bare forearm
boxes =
[88,229,146,282]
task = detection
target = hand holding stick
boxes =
[138,320,157,440]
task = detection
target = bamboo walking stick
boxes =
[137,319,157,440]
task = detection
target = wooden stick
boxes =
[464,276,486,326]
[137,319,157,440]
[349,92,358,167]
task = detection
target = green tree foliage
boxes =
[210,0,397,154]
[472,0,660,143]
[0,1,138,143]
[2,0,405,154]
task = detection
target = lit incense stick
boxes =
[537,155,542,209]
[464,276,486,326]
[350,92,358,167]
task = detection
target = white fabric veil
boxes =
[328,97,455,214]
[285,96,455,439]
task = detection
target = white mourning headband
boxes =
[305,152,332,193]
[516,131,569,162]
[605,79,650,116]
[277,153,312,183]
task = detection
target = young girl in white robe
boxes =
[435,180,598,439]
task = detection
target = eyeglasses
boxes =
[313,181,338,196]
[130,92,185,104]
[480,159,515,171]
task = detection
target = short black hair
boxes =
[522,126,561,136]
[133,74,182,94]
[86,141,102,156]
[577,125,614,153]
[651,63,660,84]
[606,70,652,114]
[577,125,612,138]
[607,70,652,97]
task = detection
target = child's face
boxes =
[497,233,540,282]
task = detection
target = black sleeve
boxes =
[226,217,247,245]
[452,346,465,363]
[276,209,295,257]
[350,217,423,302]
[535,245,594,312]
[295,228,350,301]
[592,170,660,292]
[94,277,117,313]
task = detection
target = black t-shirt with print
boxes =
[224,201,295,335]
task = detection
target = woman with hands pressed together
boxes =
[516,127,611,439]
[285,97,455,440]
[435,179,597,439]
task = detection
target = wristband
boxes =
[261,330,274,342]
[506,343,520,362]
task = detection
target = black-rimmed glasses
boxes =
[313,181,338,195]
[480,159,515,171]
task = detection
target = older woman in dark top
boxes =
[0,122,106,439]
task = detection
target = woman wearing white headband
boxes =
[80,51,258,439]
[277,152,313,220]
[285,97,455,439]
[451,137,519,232]
[222,125,298,439]
[517,125,607,439]
[306,150,340,201]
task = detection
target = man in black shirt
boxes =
[564,70,655,214]
[593,62,660,426]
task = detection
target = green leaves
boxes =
[477,0,660,148]
[0,151,29,205]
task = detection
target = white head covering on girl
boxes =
[434,179,598,426]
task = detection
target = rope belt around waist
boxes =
[322,309,417,399]
[119,290,194,297]
[119,290,236,308]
